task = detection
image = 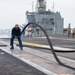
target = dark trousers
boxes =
[10,36,22,48]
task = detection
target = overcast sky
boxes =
[0,0,75,29]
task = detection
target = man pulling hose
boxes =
[10,24,23,50]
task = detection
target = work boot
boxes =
[10,47,14,50]
[20,47,23,50]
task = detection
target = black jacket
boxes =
[11,27,21,37]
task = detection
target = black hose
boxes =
[19,44,75,53]
[21,22,75,70]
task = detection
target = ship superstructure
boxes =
[26,0,64,36]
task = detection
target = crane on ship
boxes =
[36,0,46,11]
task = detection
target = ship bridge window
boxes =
[37,22,39,24]
[50,18,54,21]
[51,22,54,25]
[50,28,53,30]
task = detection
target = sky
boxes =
[0,0,75,29]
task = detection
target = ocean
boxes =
[0,29,11,38]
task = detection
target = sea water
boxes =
[0,29,11,38]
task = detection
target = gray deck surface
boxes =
[0,49,46,75]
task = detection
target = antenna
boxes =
[35,0,38,12]
[32,1,34,12]
[52,2,54,12]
